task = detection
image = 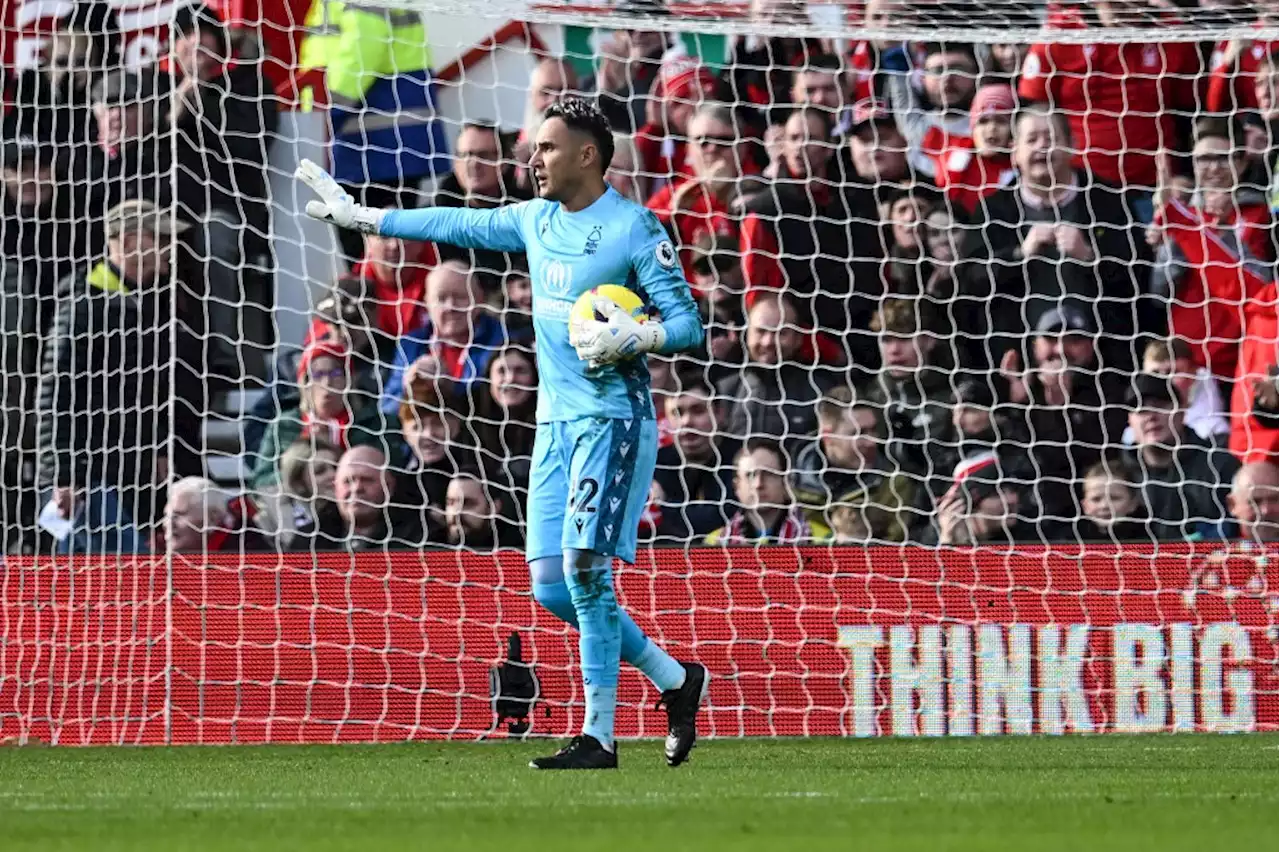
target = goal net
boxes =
[0,0,1276,745]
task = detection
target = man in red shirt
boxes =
[1019,2,1203,195]
[646,103,745,283]
[634,57,720,191]
[1150,116,1276,382]
[1206,5,1280,114]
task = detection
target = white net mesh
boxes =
[0,0,1276,744]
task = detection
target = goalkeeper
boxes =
[297,98,707,770]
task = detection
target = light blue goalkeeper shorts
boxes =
[525,417,659,565]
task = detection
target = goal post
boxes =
[0,0,1275,745]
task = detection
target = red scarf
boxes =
[719,508,813,544]
[301,409,354,450]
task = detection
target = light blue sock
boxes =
[563,549,621,749]
[531,560,686,692]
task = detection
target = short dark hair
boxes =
[672,365,716,398]
[802,53,843,73]
[789,105,834,138]
[1194,115,1246,151]
[742,437,788,473]
[923,42,978,64]
[543,97,615,176]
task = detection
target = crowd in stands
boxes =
[3,0,1280,556]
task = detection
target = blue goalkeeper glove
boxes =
[572,298,667,369]
[295,159,384,234]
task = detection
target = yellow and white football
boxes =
[569,284,648,328]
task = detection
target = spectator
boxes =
[651,372,737,541]
[1150,116,1276,383]
[523,57,579,140]
[959,106,1149,372]
[382,260,511,415]
[936,377,1029,499]
[1018,1,1203,200]
[885,41,980,183]
[988,43,1029,83]
[1205,7,1280,114]
[1004,307,1128,526]
[591,0,677,134]
[606,132,650,203]
[297,445,422,551]
[443,469,523,550]
[1231,283,1280,463]
[330,226,430,344]
[84,68,171,250]
[1122,373,1241,538]
[929,471,1036,546]
[648,103,747,281]
[716,292,840,451]
[634,57,721,187]
[492,263,534,338]
[846,98,915,193]
[0,133,81,551]
[1129,338,1230,444]
[791,385,922,542]
[398,377,475,539]
[769,107,836,182]
[788,53,846,115]
[690,218,744,305]
[244,271,398,465]
[250,339,399,490]
[881,184,942,296]
[937,84,1017,216]
[863,298,956,497]
[36,200,203,554]
[1228,461,1280,544]
[427,121,531,288]
[846,0,910,108]
[742,107,877,362]
[1074,459,1162,542]
[270,437,344,549]
[705,438,830,544]
[726,0,830,116]
[162,477,268,554]
[167,5,278,364]
[297,2,449,263]
[3,1,121,147]
[469,344,538,492]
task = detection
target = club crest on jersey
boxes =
[655,240,677,269]
[543,259,572,296]
[585,226,602,256]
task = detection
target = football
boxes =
[569,284,648,328]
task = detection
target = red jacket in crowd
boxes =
[1206,34,1280,113]
[1230,282,1280,464]
[646,179,734,286]
[1160,195,1274,382]
[1020,28,1203,189]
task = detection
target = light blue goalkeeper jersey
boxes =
[379,187,703,423]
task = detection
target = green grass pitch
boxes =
[0,735,1274,851]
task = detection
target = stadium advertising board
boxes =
[0,547,1274,744]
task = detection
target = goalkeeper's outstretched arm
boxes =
[295,159,528,252]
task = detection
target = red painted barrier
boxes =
[1,546,1275,745]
